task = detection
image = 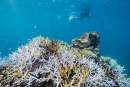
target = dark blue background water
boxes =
[0,0,130,75]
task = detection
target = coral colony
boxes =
[0,32,130,87]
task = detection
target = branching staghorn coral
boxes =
[0,32,130,87]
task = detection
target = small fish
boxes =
[68,15,78,22]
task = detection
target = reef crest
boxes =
[0,32,130,87]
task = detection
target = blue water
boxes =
[0,0,130,75]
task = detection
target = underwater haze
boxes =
[0,0,130,75]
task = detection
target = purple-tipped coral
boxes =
[0,32,130,87]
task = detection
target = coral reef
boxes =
[0,32,130,87]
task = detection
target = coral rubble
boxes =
[0,32,130,87]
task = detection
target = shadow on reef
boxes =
[0,32,130,87]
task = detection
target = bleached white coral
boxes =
[0,35,129,87]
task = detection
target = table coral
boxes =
[0,32,130,87]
